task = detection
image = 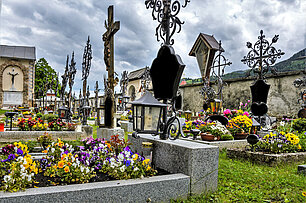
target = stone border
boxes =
[129,134,219,195]
[181,137,248,149]
[0,131,86,142]
[0,174,190,203]
[227,148,306,166]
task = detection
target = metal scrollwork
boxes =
[141,67,151,93]
[241,30,284,79]
[145,0,190,45]
[200,78,216,102]
[82,36,92,81]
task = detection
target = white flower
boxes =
[133,167,139,172]
[118,153,124,161]
[119,165,126,172]
[280,121,285,126]
[4,175,11,183]
[21,172,27,179]
[17,156,23,162]
[125,151,131,157]
[20,165,25,173]
[72,163,77,167]
[80,166,84,172]
[110,158,115,163]
[27,175,32,182]
[14,147,18,152]
[51,148,55,153]
[71,156,75,162]
[60,148,64,152]
[103,160,108,165]
[85,167,90,173]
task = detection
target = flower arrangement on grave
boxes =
[66,122,77,131]
[37,133,53,150]
[227,115,253,135]
[17,117,36,131]
[254,131,305,153]
[0,142,38,192]
[183,119,205,131]
[48,118,66,131]
[199,121,233,140]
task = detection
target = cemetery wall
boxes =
[180,70,304,117]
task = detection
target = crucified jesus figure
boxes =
[8,68,19,88]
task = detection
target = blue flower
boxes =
[17,148,23,155]
[125,160,131,167]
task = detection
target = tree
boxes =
[35,58,61,98]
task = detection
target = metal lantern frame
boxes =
[184,110,192,121]
[82,105,91,125]
[131,91,167,136]
[58,106,69,119]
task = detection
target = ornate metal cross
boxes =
[68,52,77,109]
[241,30,284,79]
[94,81,100,111]
[140,67,151,94]
[210,41,232,99]
[61,55,69,103]
[145,0,190,45]
[82,36,92,97]
[103,5,120,93]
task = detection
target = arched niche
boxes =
[2,66,24,91]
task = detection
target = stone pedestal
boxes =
[97,127,124,140]
[82,125,93,137]
[129,134,219,195]
[120,121,133,132]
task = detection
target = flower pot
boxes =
[0,122,4,132]
[200,133,220,141]
[234,133,248,140]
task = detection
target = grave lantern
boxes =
[210,99,221,114]
[184,110,192,121]
[118,96,123,105]
[58,106,69,119]
[251,117,261,134]
[82,105,91,117]
[97,105,105,126]
[130,91,167,137]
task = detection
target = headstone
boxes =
[250,80,270,116]
[3,92,23,105]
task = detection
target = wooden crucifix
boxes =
[102,5,120,128]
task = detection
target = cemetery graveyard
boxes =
[0,0,305,202]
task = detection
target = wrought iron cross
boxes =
[61,55,69,101]
[94,81,100,111]
[102,5,120,93]
[241,30,284,79]
[210,41,232,98]
[145,0,190,45]
[68,51,77,109]
[82,36,92,97]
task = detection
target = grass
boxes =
[180,151,306,202]
[0,109,8,115]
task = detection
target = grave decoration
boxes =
[241,30,284,126]
[293,72,306,118]
[80,36,93,125]
[102,5,120,128]
[141,0,190,139]
[67,51,77,122]
[117,71,130,112]
[0,136,157,192]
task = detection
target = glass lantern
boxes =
[58,106,69,119]
[130,91,167,136]
[210,99,221,114]
[184,110,192,121]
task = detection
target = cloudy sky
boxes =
[0,0,305,94]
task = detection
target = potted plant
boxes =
[199,121,228,141]
[227,115,252,139]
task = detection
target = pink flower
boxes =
[243,112,250,117]
[247,100,251,103]
[223,109,231,115]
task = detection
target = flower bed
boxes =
[0,135,159,192]
[227,148,306,166]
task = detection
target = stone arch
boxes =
[0,60,29,107]
[128,85,136,101]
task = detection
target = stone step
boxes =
[32,146,44,152]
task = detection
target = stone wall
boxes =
[180,71,304,117]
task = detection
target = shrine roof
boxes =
[128,67,148,81]
[189,33,223,56]
[0,45,36,60]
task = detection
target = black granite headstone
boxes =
[104,95,113,127]
[250,80,270,116]
[174,94,182,111]
[150,45,185,100]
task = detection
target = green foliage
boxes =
[292,118,306,133]
[35,58,61,98]
[220,134,234,140]
[179,151,306,202]
[42,114,58,123]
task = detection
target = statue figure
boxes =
[8,68,19,88]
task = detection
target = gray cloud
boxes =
[0,0,305,93]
